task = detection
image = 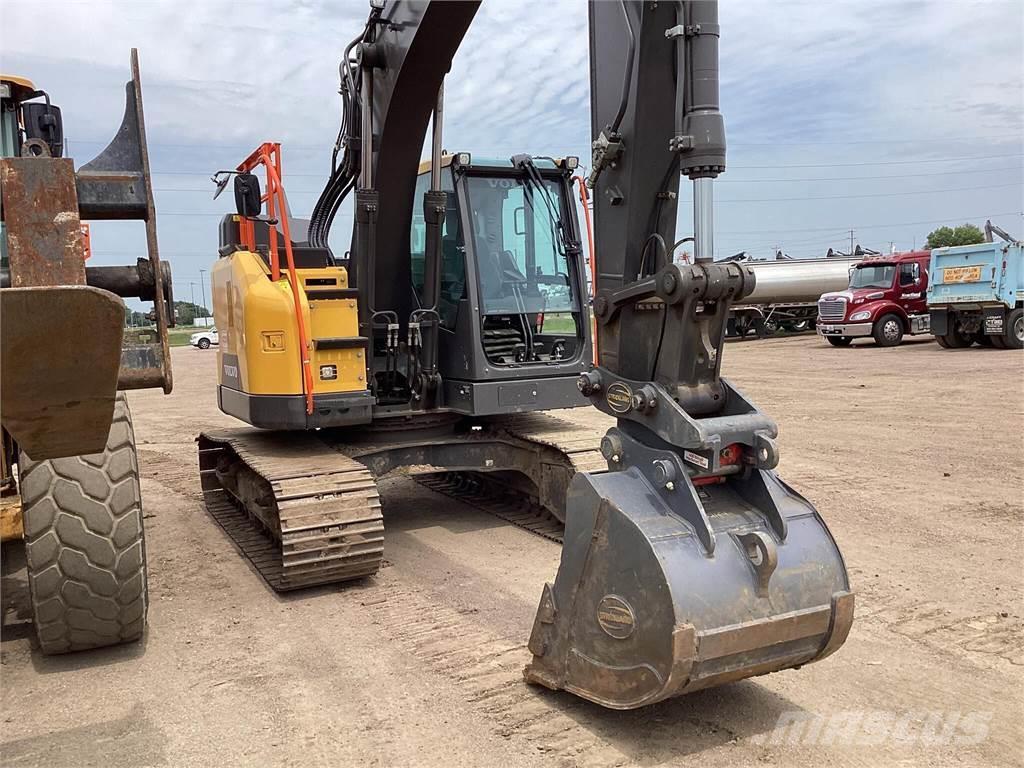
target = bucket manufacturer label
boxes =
[597,595,636,639]
[605,382,633,414]
[683,450,709,470]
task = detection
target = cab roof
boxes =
[417,153,563,175]
[857,249,931,266]
[0,75,36,101]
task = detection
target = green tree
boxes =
[172,301,210,325]
[124,308,149,327]
[925,223,985,249]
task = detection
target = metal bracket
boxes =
[607,428,717,555]
[735,531,778,597]
[586,129,624,189]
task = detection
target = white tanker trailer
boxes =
[728,256,861,337]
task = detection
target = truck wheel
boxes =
[940,327,973,348]
[197,338,211,350]
[873,314,904,347]
[1005,308,1023,350]
[18,393,147,654]
[826,336,853,347]
[990,333,1007,349]
[975,333,993,347]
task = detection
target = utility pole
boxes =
[849,229,855,254]
[190,282,196,309]
[198,269,208,319]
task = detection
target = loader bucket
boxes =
[524,466,853,709]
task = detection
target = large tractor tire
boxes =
[18,393,148,654]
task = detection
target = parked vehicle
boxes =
[817,250,933,347]
[928,222,1022,349]
[190,328,218,349]
[728,255,860,337]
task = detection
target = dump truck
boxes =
[0,52,172,653]
[927,221,1023,349]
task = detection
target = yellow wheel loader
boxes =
[1,52,172,653]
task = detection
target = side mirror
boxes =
[234,172,262,218]
[22,100,64,158]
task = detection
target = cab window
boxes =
[899,262,919,286]
[409,169,464,328]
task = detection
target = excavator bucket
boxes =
[525,447,853,709]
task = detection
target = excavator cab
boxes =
[407,153,590,413]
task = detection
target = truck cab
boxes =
[817,250,932,347]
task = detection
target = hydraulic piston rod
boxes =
[360,67,374,189]
[693,177,714,262]
[430,81,444,192]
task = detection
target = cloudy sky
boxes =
[3,0,1021,311]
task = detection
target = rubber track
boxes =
[414,412,611,543]
[416,473,565,544]
[490,412,608,477]
[18,393,148,654]
[198,430,384,591]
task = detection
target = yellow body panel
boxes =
[211,250,366,397]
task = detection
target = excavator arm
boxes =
[310,0,853,709]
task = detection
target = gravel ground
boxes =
[2,336,1022,768]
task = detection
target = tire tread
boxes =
[19,393,148,655]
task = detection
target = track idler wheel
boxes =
[524,466,853,709]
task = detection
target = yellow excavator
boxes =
[198,0,853,709]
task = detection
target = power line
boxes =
[710,211,1021,236]
[66,133,1024,151]
[144,166,1023,193]
[146,153,1024,178]
[689,181,1021,204]
[729,153,1024,169]
[149,180,1020,216]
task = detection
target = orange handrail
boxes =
[235,142,316,416]
[574,176,598,365]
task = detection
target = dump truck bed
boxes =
[928,241,1023,308]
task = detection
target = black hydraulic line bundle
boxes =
[308,6,383,249]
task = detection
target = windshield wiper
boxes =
[510,155,578,260]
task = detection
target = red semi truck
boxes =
[816,250,933,347]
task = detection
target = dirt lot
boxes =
[2,336,1022,767]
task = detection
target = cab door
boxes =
[898,261,927,315]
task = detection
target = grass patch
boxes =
[125,326,208,347]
